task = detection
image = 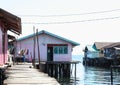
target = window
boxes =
[64,46,68,54]
[54,47,58,54]
[59,47,63,54]
[54,46,68,54]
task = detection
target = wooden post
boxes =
[70,64,73,77]
[48,64,50,76]
[111,66,113,85]
[36,29,41,70]
[68,64,71,77]
[30,52,32,62]
[59,64,62,78]
[84,50,87,66]
[3,29,5,64]
[55,64,58,78]
[74,63,76,78]
[33,26,36,68]
[51,64,54,77]
[13,39,17,65]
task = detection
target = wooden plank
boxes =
[4,63,60,85]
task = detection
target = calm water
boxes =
[57,55,120,85]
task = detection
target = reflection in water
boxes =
[57,55,120,85]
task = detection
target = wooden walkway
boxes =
[4,63,60,85]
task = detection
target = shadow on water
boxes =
[56,55,120,85]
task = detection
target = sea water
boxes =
[57,55,120,85]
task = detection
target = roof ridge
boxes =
[18,30,80,46]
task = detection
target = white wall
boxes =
[17,34,73,61]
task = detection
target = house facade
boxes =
[84,42,112,58]
[103,42,120,58]
[0,23,7,65]
[0,8,21,65]
[16,30,79,62]
[83,42,115,67]
[84,45,99,58]
[93,42,112,57]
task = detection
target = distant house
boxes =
[84,45,99,58]
[83,42,120,67]
[103,42,120,58]
[84,42,112,58]
[93,42,113,57]
[16,30,79,62]
[0,8,21,65]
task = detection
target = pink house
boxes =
[0,8,21,65]
[17,30,79,62]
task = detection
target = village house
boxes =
[103,42,120,58]
[16,30,80,62]
[84,42,112,58]
[102,42,120,65]
[84,45,99,58]
[0,8,21,66]
[83,42,113,67]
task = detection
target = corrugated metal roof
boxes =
[94,42,113,50]
[18,30,80,46]
[103,42,120,48]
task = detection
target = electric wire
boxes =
[19,8,120,17]
[22,16,120,24]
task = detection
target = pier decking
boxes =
[4,63,60,85]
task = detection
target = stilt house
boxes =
[17,30,79,62]
[103,42,120,58]
[84,42,112,58]
[0,8,21,65]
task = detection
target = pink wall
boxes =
[17,34,73,61]
[0,22,8,65]
[0,27,3,65]
[4,31,8,64]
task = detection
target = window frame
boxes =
[53,46,68,54]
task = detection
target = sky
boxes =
[1,0,120,55]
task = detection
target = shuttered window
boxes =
[54,46,68,54]
[54,46,58,54]
[64,46,68,54]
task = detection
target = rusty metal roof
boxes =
[103,42,120,48]
[94,42,113,50]
[0,8,22,35]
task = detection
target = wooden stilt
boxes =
[59,64,61,78]
[13,39,17,65]
[39,61,80,80]
[30,52,32,62]
[55,64,58,78]
[36,29,41,70]
[111,66,113,85]
[33,26,36,68]
[75,63,76,78]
